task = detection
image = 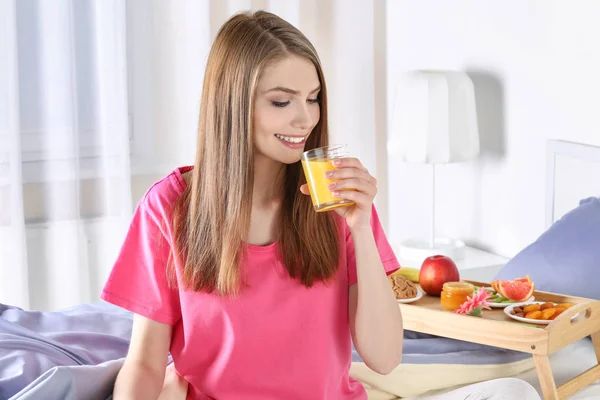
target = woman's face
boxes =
[253,55,321,165]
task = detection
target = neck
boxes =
[252,153,285,208]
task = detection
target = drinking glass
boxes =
[301,145,355,212]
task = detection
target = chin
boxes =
[276,151,304,165]
[256,140,307,165]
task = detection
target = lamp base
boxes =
[397,237,466,264]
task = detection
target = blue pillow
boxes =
[493,197,600,300]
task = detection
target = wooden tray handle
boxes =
[546,300,600,332]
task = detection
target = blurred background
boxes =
[1,0,599,311]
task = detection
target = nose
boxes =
[291,102,314,130]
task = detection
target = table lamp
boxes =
[388,70,479,262]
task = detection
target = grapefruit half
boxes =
[496,280,535,302]
[513,275,531,283]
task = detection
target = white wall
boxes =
[386,0,600,258]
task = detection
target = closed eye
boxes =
[271,98,320,108]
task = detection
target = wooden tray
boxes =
[397,280,600,400]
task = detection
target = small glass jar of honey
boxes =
[440,282,474,311]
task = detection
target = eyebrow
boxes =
[264,85,321,95]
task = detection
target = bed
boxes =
[1,140,599,400]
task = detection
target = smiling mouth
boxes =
[274,133,307,144]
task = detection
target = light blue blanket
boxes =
[0,302,131,400]
[0,301,530,400]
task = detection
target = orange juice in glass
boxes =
[301,145,355,212]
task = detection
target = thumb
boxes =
[300,184,310,195]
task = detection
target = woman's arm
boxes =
[348,227,403,375]
[113,314,174,399]
[307,156,403,374]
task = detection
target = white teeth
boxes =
[275,134,305,144]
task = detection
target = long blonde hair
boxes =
[171,10,340,296]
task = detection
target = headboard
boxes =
[545,139,600,229]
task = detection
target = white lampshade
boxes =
[388,70,480,264]
[388,70,479,164]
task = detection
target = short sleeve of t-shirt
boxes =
[100,199,181,326]
[347,205,400,286]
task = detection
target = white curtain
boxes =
[1,0,131,311]
[0,0,386,311]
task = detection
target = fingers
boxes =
[325,167,377,187]
[299,157,378,210]
[332,157,368,172]
[332,189,372,206]
[328,178,376,196]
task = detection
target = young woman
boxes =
[101,10,403,400]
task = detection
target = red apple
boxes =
[419,255,460,296]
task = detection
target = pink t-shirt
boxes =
[101,167,400,400]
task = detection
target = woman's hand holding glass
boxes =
[301,156,377,230]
